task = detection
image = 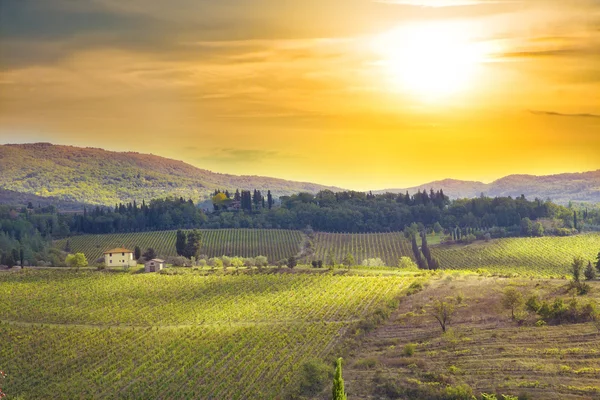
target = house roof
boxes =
[103,247,134,254]
[149,259,165,263]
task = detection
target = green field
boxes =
[55,229,303,263]
[309,232,414,266]
[432,233,600,276]
[0,270,412,399]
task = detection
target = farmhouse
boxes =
[145,259,165,273]
[103,247,137,268]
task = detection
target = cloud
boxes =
[529,110,600,119]
[374,0,519,6]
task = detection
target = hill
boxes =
[0,143,342,205]
[55,229,304,263]
[344,276,600,400]
[0,188,87,212]
[375,170,600,204]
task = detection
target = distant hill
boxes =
[375,171,600,204]
[0,143,342,206]
[0,188,87,212]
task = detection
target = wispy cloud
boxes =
[529,110,600,119]
[374,0,520,7]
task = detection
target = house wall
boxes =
[105,252,135,267]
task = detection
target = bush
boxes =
[361,258,385,267]
[167,256,191,267]
[243,257,255,267]
[297,360,332,396]
[403,343,416,356]
[459,234,476,244]
[406,281,424,295]
[398,256,418,270]
[254,256,268,267]
[221,256,232,267]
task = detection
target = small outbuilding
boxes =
[145,259,165,273]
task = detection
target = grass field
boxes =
[55,229,303,263]
[432,233,600,277]
[0,269,412,399]
[343,276,600,400]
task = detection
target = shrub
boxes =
[361,258,385,267]
[254,255,268,267]
[297,360,332,396]
[398,256,418,270]
[525,295,541,313]
[459,234,476,244]
[354,357,378,370]
[444,383,474,400]
[584,261,597,281]
[406,281,423,295]
[403,343,416,356]
[221,256,232,267]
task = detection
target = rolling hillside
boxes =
[55,229,304,263]
[376,170,600,204]
[0,143,342,205]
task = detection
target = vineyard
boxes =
[309,232,414,266]
[0,270,413,399]
[55,229,304,263]
[432,233,600,276]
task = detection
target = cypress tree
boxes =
[332,358,347,400]
[175,230,187,256]
[421,231,432,268]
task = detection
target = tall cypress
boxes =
[332,358,347,400]
[175,230,187,256]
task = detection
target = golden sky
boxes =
[1,0,599,190]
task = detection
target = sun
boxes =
[372,22,485,101]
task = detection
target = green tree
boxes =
[287,256,297,269]
[326,249,336,267]
[332,358,347,400]
[520,217,533,236]
[532,221,544,237]
[143,248,157,260]
[572,256,584,283]
[431,299,456,333]
[501,287,524,319]
[134,246,141,260]
[65,253,88,271]
[183,230,202,259]
[342,253,355,269]
[584,261,597,281]
[175,230,187,256]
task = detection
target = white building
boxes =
[104,247,137,268]
[145,259,165,273]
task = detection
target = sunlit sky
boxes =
[1,0,599,190]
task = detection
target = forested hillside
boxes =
[0,143,340,205]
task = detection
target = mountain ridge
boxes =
[0,143,343,206]
[375,170,600,204]
[0,143,598,207]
